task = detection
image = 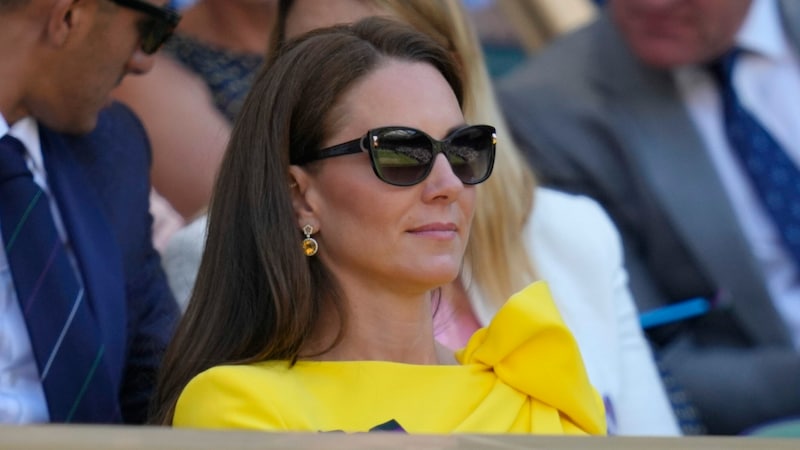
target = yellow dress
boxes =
[173,282,606,434]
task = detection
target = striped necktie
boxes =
[708,50,800,270]
[0,134,117,422]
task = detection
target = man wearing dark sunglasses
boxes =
[0,0,181,424]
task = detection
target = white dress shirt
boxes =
[0,114,51,423]
[674,0,800,348]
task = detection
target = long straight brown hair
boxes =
[151,17,464,425]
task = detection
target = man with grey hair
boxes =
[499,0,800,435]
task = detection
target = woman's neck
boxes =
[178,1,276,54]
[434,279,482,350]
[304,282,452,365]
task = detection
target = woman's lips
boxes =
[407,222,458,239]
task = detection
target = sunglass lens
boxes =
[446,126,495,184]
[139,19,173,54]
[372,129,433,186]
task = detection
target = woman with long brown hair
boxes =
[275,0,679,436]
[152,17,604,434]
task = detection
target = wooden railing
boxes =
[0,425,797,450]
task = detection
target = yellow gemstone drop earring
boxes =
[302,224,318,256]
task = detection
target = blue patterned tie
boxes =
[709,50,800,270]
[0,134,117,422]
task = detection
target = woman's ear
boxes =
[287,165,320,231]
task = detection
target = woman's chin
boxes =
[414,266,462,290]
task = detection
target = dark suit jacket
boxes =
[38,102,178,424]
[497,0,800,435]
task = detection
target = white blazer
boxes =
[468,188,680,436]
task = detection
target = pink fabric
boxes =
[433,295,481,351]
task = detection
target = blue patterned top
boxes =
[162,33,264,122]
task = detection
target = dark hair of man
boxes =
[151,16,463,425]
